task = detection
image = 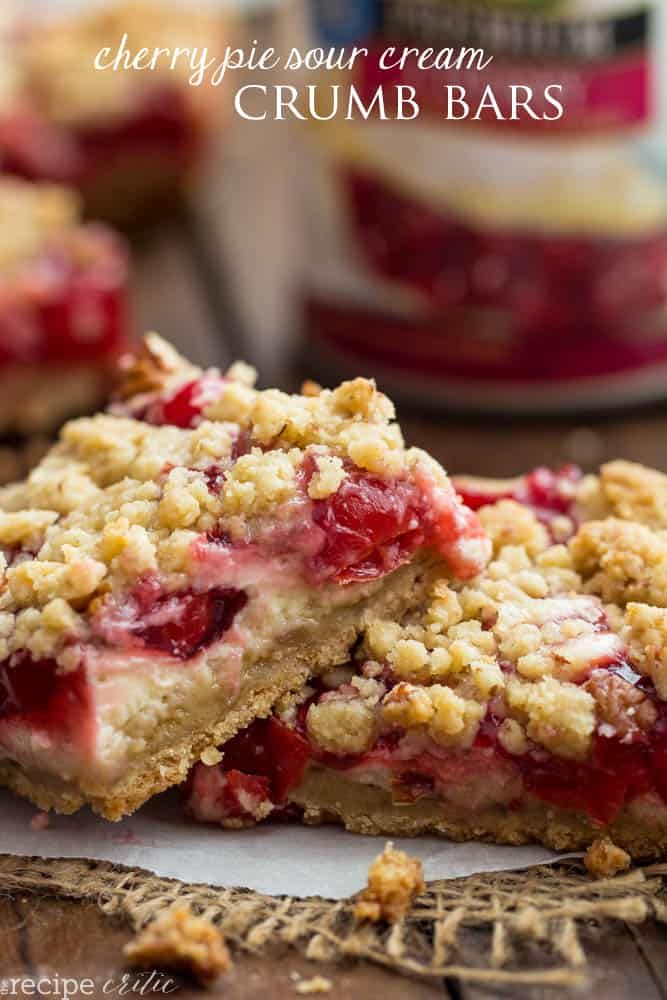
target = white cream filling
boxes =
[0,572,388,788]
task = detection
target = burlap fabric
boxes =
[1,854,666,987]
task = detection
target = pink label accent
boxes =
[356,45,651,130]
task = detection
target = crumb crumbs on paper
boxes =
[294,975,333,994]
[29,811,50,831]
[124,903,232,985]
[584,836,631,879]
[354,842,425,924]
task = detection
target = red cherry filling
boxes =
[222,716,311,802]
[0,225,129,367]
[186,716,311,825]
[308,470,428,584]
[0,87,203,192]
[189,655,667,829]
[129,584,248,660]
[455,465,582,539]
[0,653,88,735]
[139,375,228,429]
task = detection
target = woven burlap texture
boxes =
[1,854,666,987]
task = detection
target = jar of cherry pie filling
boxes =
[299,0,667,413]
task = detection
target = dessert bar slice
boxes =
[187,461,667,859]
[0,336,488,819]
[0,2,225,226]
[0,178,128,482]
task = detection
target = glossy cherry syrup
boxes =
[455,465,582,535]
[139,375,228,430]
[308,469,427,584]
[128,578,248,661]
[0,653,88,734]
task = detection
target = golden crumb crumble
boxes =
[570,518,667,607]
[0,336,471,664]
[505,676,596,760]
[361,536,619,758]
[0,179,81,274]
[203,370,413,479]
[585,668,657,738]
[623,603,667,701]
[307,697,378,756]
[479,499,549,558]
[354,843,425,923]
[589,461,667,531]
[307,454,346,500]
[295,976,333,995]
[354,469,667,762]
[21,1,222,127]
[584,837,631,879]
[124,904,232,985]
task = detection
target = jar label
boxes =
[302,2,667,406]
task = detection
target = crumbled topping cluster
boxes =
[576,459,667,531]
[0,337,462,665]
[0,179,80,273]
[124,904,232,985]
[354,843,424,923]
[20,1,221,126]
[303,460,667,764]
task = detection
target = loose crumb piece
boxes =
[584,837,631,879]
[354,843,425,923]
[124,904,232,985]
[295,975,333,995]
[29,811,50,831]
[301,379,322,397]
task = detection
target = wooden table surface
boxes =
[4,12,667,994]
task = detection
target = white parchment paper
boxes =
[0,790,577,898]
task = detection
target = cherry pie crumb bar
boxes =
[0,336,488,819]
[187,461,667,860]
[0,2,225,226]
[0,178,128,469]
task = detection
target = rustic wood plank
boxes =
[0,898,28,974]
[450,922,661,1000]
[627,923,667,1000]
[0,895,448,998]
[221,952,447,1000]
[11,896,132,981]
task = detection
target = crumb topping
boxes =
[355,461,667,766]
[20,1,222,126]
[570,518,667,607]
[584,836,631,879]
[577,460,667,531]
[124,904,232,985]
[295,976,333,995]
[0,179,80,273]
[360,531,626,758]
[623,602,667,701]
[0,336,483,665]
[245,460,667,767]
[354,843,424,923]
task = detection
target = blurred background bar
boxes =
[0,0,667,481]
